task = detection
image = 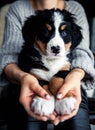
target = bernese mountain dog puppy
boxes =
[18,9,82,116]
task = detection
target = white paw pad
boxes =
[31,96,55,116]
[55,96,76,115]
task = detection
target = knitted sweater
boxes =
[0,0,95,89]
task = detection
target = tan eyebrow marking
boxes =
[46,24,52,31]
[60,25,66,31]
[35,40,47,55]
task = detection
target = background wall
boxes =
[0,5,10,47]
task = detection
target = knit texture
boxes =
[0,0,95,89]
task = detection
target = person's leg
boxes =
[1,85,47,130]
[27,116,48,130]
[1,85,27,130]
[54,88,91,130]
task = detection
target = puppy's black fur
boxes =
[18,9,82,79]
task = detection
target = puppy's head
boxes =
[22,9,82,57]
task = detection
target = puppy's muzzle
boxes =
[51,45,60,55]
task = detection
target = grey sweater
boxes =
[0,0,95,89]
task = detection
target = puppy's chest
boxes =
[30,56,69,81]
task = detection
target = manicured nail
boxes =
[49,115,55,120]
[61,119,64,122]
[43,118,48,122]
[45,94,51,99]
[57,93,62,99]
[55,121,59,126]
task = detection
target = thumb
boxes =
[31,84,51,100]
[56,83,71,99]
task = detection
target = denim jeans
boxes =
[0,85,91,130]
[26,88,91,130]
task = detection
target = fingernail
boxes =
[45,94,51,99]
[57,93,62,99]
[55,121,59,126]
[61,119,64,122]
[43,118,48,122]
[49,115,55,120]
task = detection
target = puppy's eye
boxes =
[62,31,67,36]
[46,24,52,31]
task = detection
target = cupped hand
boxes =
[19,74,55,121]
[52,68,85,125]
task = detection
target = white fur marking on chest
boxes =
[30,12,69,81]
[31,55,69,81]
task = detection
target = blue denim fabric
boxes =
[26,88,91,130]
[0,85,91,130]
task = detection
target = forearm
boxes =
[70,68,85,81]
[4,63,28,85]
[64,68,85,85]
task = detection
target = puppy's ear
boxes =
[22,16,38,44]
[70,22,82,49]
[62,10,82,49]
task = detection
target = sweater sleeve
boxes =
[69,1,95,89]
[0,2,24,76]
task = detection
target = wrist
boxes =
[70,68,85,80]
[20,72,38,86]
[17,71,28,84]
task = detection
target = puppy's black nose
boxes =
[51,45,60,54]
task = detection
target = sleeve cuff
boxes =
[0,54,18,75]
[71,56,95,90]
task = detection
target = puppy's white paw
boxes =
[55,96,76,115]
[31,96,55,116]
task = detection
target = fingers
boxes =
[51,116,60,126]
[52,105,79,125]
[21,74,51,99]
[49,112,56,121]
[56,70,82,100]
[28,110,49,121]
[56,83,71,99]
[19,74,55,121]
[59,104,79,122]
[31,84,51,99]
[53,95,81,125]
[19,91,49,121]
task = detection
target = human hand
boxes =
[19,74,55,121]
[52,68,85,125]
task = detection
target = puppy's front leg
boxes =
[49,69,76,115]
[31,84,55,116]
